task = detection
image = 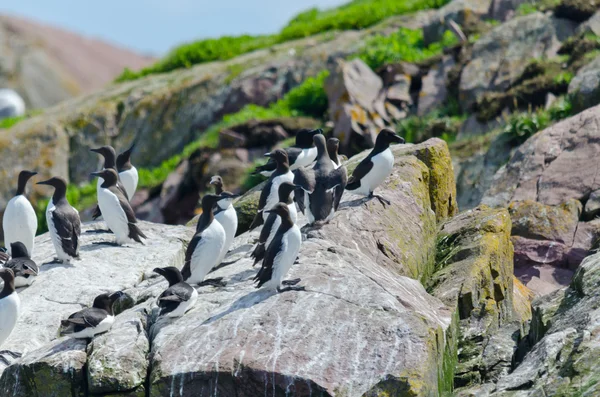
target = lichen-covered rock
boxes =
[423,0,492,45]
[459,13,576,111]
[512,277,534,324]
[568,54,600,112]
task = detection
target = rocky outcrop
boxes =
[418,56,455,116]
[459,13,576,111]
[568,54,600,112]
[423,0,492,45]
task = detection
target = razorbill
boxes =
[252,129,322,177]
[209,176,239,266]
[254,203,303,292]
[0,268,21,365]
[60,291,124,339]
[182,194,227,286]
[3,170,38,257]
[327,137,342,169]
[2,242,38,287]
[346,128,405,205]
[294,134,347,224]
[154,267,198,318]
[249,149,294,229]
[251,181,297,266]
[37,177,82,264]
[91,169,146,246]
[91,145,130,221]
[116,142,139,199]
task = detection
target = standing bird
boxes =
[209,176,239,266]
[327,138,343,169]
[91,169,146,246]
[3,170,38,256]
[116,142,139,199]
[254,203,303,292]
[345,128,405,206]
[2,242,38,287]
[60,291,123,339]
[249,149,294,230]
[153,267,198,318]
[0,268,21,365]
[294,134,347,224]
[182,194,227,286]
[252,129,322,177]
[91,146,129,221]
[38,177,81,264]
[251,182,298,266]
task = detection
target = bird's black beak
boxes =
[228,193,241,199]
[153,267,165,276]
[392,134,405,144]
[23,266,38,276]
[36,179,51,186]
[90,148,102,154]
[264,152,272,158]
[90,171,103,177]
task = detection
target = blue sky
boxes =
[0,0,348,56]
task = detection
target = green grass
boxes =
[358,28,458,70]
[397,99,466,144]
[0,115,27,129]
[116,0,450,82]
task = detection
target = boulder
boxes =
[459,13,576,111]
[423,0,492,45]
[218,117,320,149]
[0,89,25,119]
[487,0,529,21]
[418,56,456,116]
[576,9,600,35]
[568,54,600,112]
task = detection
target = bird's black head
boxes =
[376,129,405,147]
[265,202,291,217]
[116,142,136,171]
[153,266,184,286]
[296,128,323,148]
[201,194,223,213]
[90,168,119,187]
[313,133,327,151]
[327,138,340,154]
[10,242,30,258]
[37,176,68,201]
[278,182,297,203]
[265,149,289,167]
[16,170,38,196]
[92,291,124,313]
[91,145,117,169]
[210,175,224,194]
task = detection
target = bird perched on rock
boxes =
[251,182,298,266]
[116,142,139,199]
[249,149,294,229]
[209,176,239,266]
[60,291,124,339]
[0,268,21,365]
[254,203,303,292]
[252,129,322,177]
[294,134,347,224]
[90,145,130,221]
[154,267,198,318]
[37,177,81,264]
[182,194,227,286]
[3,170,38,257]
[345,128,405,206]
[327,137,343,169]
[2,242,38,287]
[91,169,146,246]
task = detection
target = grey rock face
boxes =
[568,54,600,113]
[418,56,455,116]
[423,0,492,45]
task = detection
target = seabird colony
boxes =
[0,128,404,365]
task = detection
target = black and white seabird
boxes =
[182,194,227,286]
[294,134,347,224]
[254,203,303,292]
[154,267,198,318]
[3,170,38,256]
[60,291,124,339]
[0,268,21,365]
[346,128,405,205]
[252,129,322,177]
[116,142,139,199]
[249,149,294,229]
[209,176,239,265]
[91,169,146,246]
[90,145,130,221]
[251,181,298,266]
[2,242,38,287]
[327,137,343,169]
[37,177,82,264]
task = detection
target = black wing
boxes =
[254,232,283,288]
[330,166,348,211]
[346,157,373,190]
[111,186,146,243]
[285,147,303,167]
[52,207,81,258]
[158,282,194,315]
[4,257,38,277]
[257,179,274,212]
[181,233,203,280]
[253,161,276,175]
[63,308,108,333]
[251,212,277,265]
[293,168,316,194]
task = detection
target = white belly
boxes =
[292,147,318,170]
[0,291,20,348]
[187,221,226,284]
[70,315,115,339]
[262,226,302,290]
[166,288,198,318]
[215,205,238,264]
[3,195,37,257]
[358,148,395,195]
[263,171,294,220]
[119,168,139,199]
[97,187,131,244]
[14,275,35,288]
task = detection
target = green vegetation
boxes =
[116,0,450,82]
[358,28,458,70]
[0,115,27,129]
[398,100,466,144]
